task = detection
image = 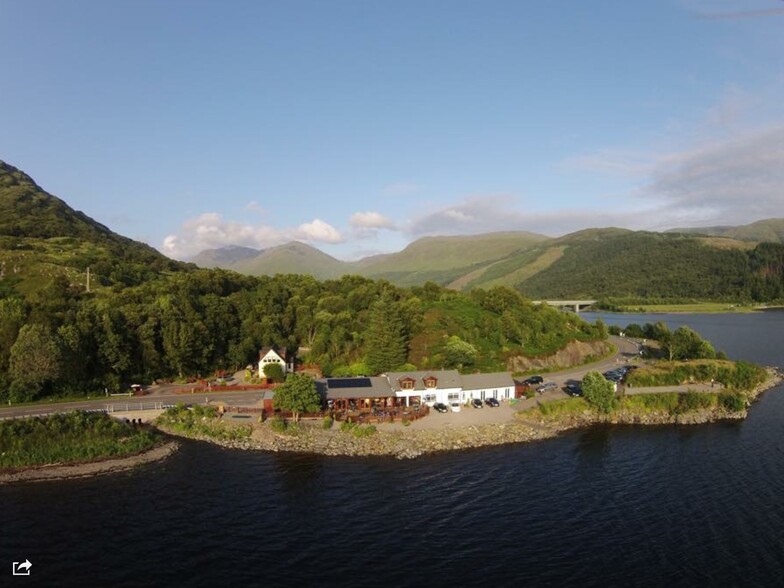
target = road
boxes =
[0,336,642,420]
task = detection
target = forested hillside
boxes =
[0,269,603,403]
[515,232,784,302]
[0,161,604,403]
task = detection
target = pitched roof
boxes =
[460,372,516,391]
[259,347,286,360]
[384,370,463,391]
[317,377,394,399]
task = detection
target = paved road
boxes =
[0,336,643,420]
[0,389,267,420]
[528,335,641,398]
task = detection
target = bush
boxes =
[582,371,618,414]
[340,420,356,432]
[719,392,746,412]
[322,416,333,429]
[678,391,714,412]
[352,424,377,438]
[270,416,287,433]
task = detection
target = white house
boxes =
[460,372,516,402]
[384,370,463,406]
[258,347,291,379]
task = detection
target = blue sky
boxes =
[1,0,783,260]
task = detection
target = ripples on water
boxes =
[2,313,784,587]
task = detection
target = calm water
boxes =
[2,312,783,587]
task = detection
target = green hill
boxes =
[0,160,182,295]
[513,231,784,302]
[356,231,550,287]
[190,245,261,268]
[229,241,348,279]
[668,218,784,244]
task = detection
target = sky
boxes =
[1,0,783,261]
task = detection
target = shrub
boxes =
[269,416,287,433]
[352,424,377,438]
[340,420,356,432]
[582,371,618,414]
[678,391,714,412]
[322,416,334,429]
[719,392,746,412]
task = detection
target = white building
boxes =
[384,370,464,406]
[460,372,516,401]
[258,347,292,379]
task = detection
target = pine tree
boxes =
[365,297,408,374]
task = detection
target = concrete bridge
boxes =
[533,300,597,313]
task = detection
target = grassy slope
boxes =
[229,242,348,279]
[0,160,182,294]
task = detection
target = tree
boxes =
[444,335,478,369]
[9,323,64,402]
[582,371,617,414]
[365,297,408,374]
[273,373,321,422]
[263,362,284,383]
[669,326,716,361]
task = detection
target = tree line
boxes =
[0,269,604,403]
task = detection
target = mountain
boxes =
[230,241,349,280]
[357,231,551,287]
[668,218,784,244]
[190,220,784,300]
[190,245,261,268]
[192,231,552,286]
[0,160,182,295]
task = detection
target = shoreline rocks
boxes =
[160,370,783,460]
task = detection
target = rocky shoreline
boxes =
[4,371,780,474]
[159,369,783,460]
[0,440,179,484]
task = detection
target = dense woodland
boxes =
[518,232,784,301]
[0,270,603,403]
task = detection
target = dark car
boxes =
[484,397,500,407]
[433,402,449,413]
[471,398,483,409]
[522,375,544,385]
[564,383,583,397]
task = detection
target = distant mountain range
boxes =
[191,220,784,297]
[2,158,782,301]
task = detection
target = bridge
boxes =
[533,300,597,313]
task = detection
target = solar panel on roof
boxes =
[327,378,372,389]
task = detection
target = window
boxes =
[424,377,437,388]
[423,394,436,403]
[448,392,459,402]
[401,379,415,390]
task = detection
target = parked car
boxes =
[522,375,544,385]
[484,397,500,407]
[433,402,449,413]
[450,402,462,413]
[536,381,557,394]
[564,382,583,397]
[471,398,483,409]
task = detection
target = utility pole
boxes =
[86,266,91,293]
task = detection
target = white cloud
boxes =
[296,219,344,243]
[349,211,396,230]
[408,195,531,237]
[641,127,784,225]
[161,212,344,259]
